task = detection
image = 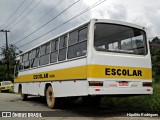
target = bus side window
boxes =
[23,53,30,69]
[31,48,40,68]
[68,30,78,45]
[19,55,24,70]
[58,35,67,61]
[68,27,87,59]
[78,27,87,42]
[40,42,50,66]
[51,39,59,63]
[15,60,19,77]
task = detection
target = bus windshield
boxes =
[94,23,147,55]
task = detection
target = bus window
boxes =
[23,53,30,69]
[78,28,87,42]
[51,39,59,63]
[68,30,78,46]
[19,53,30,70]
[15,60,19,77]
[58,35,67,61]
[68,41,87,59]
[31,48,40,67]
[68,27,87,59]
[19,62,24,70]
[40,43,50,66]
[20,55,23,63]
[28,51,32,60]
[94,23,147,55]
[19,55,24,70]
[24,61,30,69]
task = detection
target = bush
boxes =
[101,83,160,113]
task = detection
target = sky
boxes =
[0,0,160,52]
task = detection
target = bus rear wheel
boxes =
[46,86,55,109]
[19,86,27,101]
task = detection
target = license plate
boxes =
[119,81,128,86]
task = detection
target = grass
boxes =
[101,83,160,113]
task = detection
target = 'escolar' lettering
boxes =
[33,73,48,79]
[105,68,142,76]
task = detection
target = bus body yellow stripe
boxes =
[14,65,152,83]
[88,65,152,80]
[15,66,87,83]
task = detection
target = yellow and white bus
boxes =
[14,19,152,108]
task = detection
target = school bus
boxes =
[14,19,152,108]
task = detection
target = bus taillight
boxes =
[89,81,103,86]
[143,82,152,87]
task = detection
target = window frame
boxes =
[67,26,88,59]
[58,35,68,61]
[39,42,50,66]
[51,38,59,63]
[94,23,148,55]
[30,47,40,68]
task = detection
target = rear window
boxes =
[94,23,147,55]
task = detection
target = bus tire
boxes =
[18,85,28,101]
[46,86,55,109]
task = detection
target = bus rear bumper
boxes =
[88,87,153,95]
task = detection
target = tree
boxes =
[0,60,6,81]
[149,37,160,83]
[0,44,22,81]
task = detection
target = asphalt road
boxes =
[0,93,159,120]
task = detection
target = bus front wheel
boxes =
[46,86,55,109]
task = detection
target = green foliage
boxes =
[0,44,21,81]
[150,37,160,83]
[0,64,5,80]
[101,83,160,112]
[1,44,18,65]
